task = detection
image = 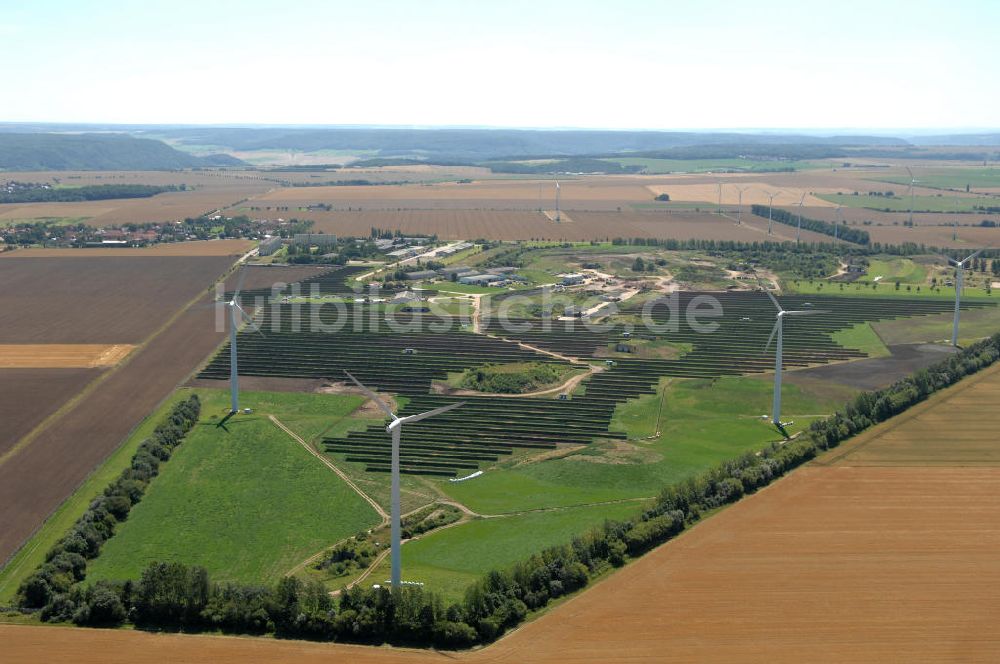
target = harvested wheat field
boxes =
[818,361,1000,466]
[6,365,1000,662]
[0,344,134,368]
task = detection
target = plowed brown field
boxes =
[0,369,99,456]
[0,255,237,343]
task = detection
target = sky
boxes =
[2,0,998,130]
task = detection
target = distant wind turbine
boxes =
[943,249,985,347]
[905,166,918,227]
[761,288,829,428]
[765,191,781,235]
[834,205,842,243]
[735,185,750,225]
[795,193,806,244]
[344,371,463,588]
[555,181,561,222]
[717,183,723,214]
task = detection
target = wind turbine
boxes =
[795,193,806,244]
[717,182,723,214]
[765,191,781,235]
[953,194,961,241]
[943,249,985,347]
[834,205,842,243]
[555,181,561,222]
[761,288,828,429]
[221,268,262,414]
[344,371,463,588]
[735,185,750,224]
[905,166,918,227]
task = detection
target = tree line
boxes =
[0,183,180,204]
[750,204,871,244]
[16,396,201,612]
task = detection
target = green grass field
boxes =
[85,389,384,586]
[786,279,996,299]
[829,322,891,357]
[603,157,828,174]
[817,192,995,213]
[865,257,928,284]
[440,374,839,515]
[873,169,1000,191]
[368,501,642,603]
[873,306,1000,346]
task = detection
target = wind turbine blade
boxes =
[962,248,985,264]
[343,370,395,418]
[784,309,831,317]
[233,266,248,301]
[400,401,464,424]
[234,302,264,336]
[763,288,782,312]
[764,319,779,353]
[905,166,913,181]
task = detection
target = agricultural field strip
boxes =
[0,344,134,368]
[814,361,1000,467]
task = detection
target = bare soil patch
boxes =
[785,343,957,391]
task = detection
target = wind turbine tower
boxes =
[905,166,918,227]
[221,268,262,414]
[761,288,828,428]
[735,186,749,224]
[555,181,561,222]
[945,249,985,347]
[344,371,463,588]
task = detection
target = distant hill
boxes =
[0,133,244,171]
[151,126,909,161]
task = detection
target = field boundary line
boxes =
[269,415,388,522]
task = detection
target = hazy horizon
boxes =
[2,0,998,129]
